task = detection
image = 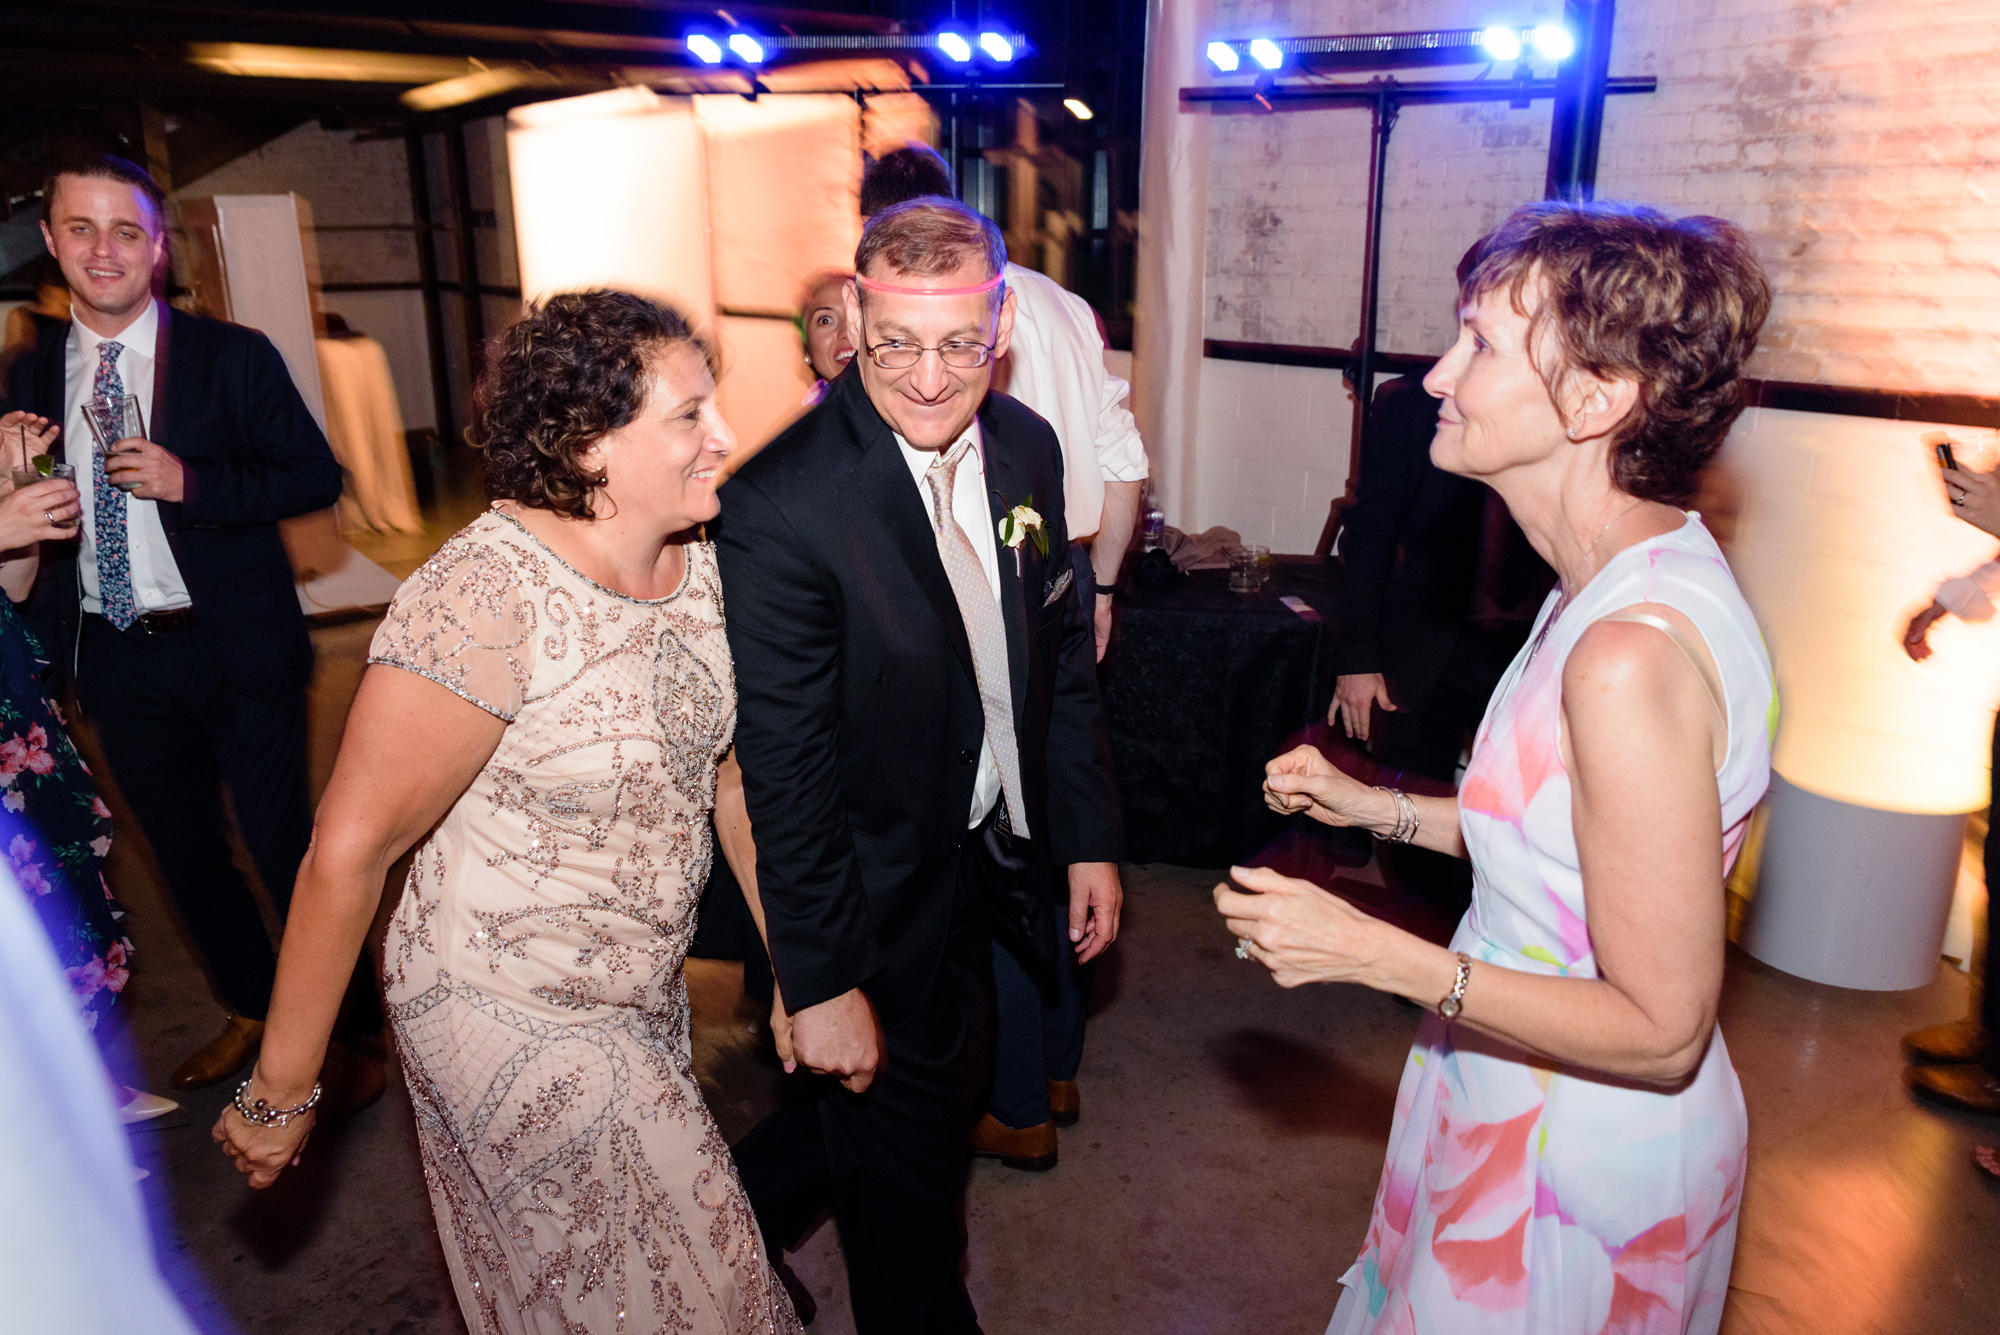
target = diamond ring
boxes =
[1235,937,1252,960]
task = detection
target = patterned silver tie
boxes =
[925,438,1029,838]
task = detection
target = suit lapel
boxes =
[152,301,175,445]
[837,376,976,686]
[40,326,68,466]
[980,398,1033,728]
[150,302,180,536]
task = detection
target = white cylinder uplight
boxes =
[1718,405,2000,990]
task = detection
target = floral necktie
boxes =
[91,342,139,630]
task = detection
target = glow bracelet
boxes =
[854,272,1005,297]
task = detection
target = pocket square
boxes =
[1042,567,1074,607]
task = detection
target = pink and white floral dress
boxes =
[1329,514,1775,1335]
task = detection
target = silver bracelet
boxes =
[1371,786,1420,844]
[233,1077,323,1128]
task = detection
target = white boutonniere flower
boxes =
[998,502,1044,554]
[995,494,1049,575]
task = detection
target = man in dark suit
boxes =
[1332,372,1552,911]
[12,154,379,1097]
[717,197,1124,1333]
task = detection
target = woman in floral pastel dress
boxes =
[214,292,800,1334]
[1218,203,1775,1334]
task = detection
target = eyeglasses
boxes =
[863,338,996,371]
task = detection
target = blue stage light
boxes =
[937,31,972,62]
[1205,41,1240,72]
[686,31,724,64]
[1248,38,1283,70]
[1478,26,1522,61]
[728,32,766,64]
[978,32,1015,63]
[1531,23,1575,60]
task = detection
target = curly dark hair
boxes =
[1463,201,1772,503]
[471,290,713,520]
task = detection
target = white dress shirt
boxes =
[1000,262,1149,541]
[63,300,191,614]
[898,420,1005,829]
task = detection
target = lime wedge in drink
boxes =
[30,454,52,477]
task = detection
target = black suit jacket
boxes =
[9,304,342,700]
[1335,375,1551,709]
[715,369,1123,1027]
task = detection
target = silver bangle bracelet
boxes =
[1371,786,1420,844]
[233,1077,323,1128]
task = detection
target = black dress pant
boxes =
[732,877,994,1335]
[1372,630,1520,917]
[78,614,379,1035]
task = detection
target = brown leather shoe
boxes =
[1904,1019,1993,1066]
[318,1039,389,1118]
[170,1013,264,1089]
[970,1112,1057,1171]
[1906,1062,2000,1115]
[1046,1078,1080,1128]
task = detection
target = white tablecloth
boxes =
[316,334,423,535]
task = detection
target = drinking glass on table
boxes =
[83,395,147,490]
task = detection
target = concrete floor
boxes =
[80,463,2000,1334]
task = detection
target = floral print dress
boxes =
[0,601,126,1030]
[1329,515,1775,1335]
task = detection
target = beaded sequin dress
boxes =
[368,507,800,1335]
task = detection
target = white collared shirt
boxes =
[1000,262,1148,540]
[897,419,1005,829]
[63,300,191,614]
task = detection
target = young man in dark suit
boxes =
[11,155,380,1100]
[717,198,1124,1333]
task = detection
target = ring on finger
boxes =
[1235,936,1252,960]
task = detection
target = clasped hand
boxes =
[211,1077,315,1190]
[778,986,884,1093]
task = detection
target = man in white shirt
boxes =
[12,155,378,1102]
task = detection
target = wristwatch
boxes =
[1437,952,1474,1022]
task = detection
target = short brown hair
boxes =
[854,197,1006,298]
[42,153,167,228]
[1463,201,1771,503]
[861,144,956,217]
[471,289,713,521]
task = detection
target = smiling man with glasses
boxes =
[715,196,1124,1332]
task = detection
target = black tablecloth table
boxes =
[1100,558,1338,867]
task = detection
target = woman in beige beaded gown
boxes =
[213,290,801,1335]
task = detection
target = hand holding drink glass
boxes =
[0,410,79,546]
[84,393,181,500]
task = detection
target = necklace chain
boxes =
[1526,499,1651,660]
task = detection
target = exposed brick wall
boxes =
[1185,0,2000,549]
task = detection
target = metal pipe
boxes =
[404,127,454,444]
[1179,75,1653,107]
[443,121,488,384]
[1545,0,1618,200]
[1351,84,1398,485]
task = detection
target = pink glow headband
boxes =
[854,272,1005,297]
